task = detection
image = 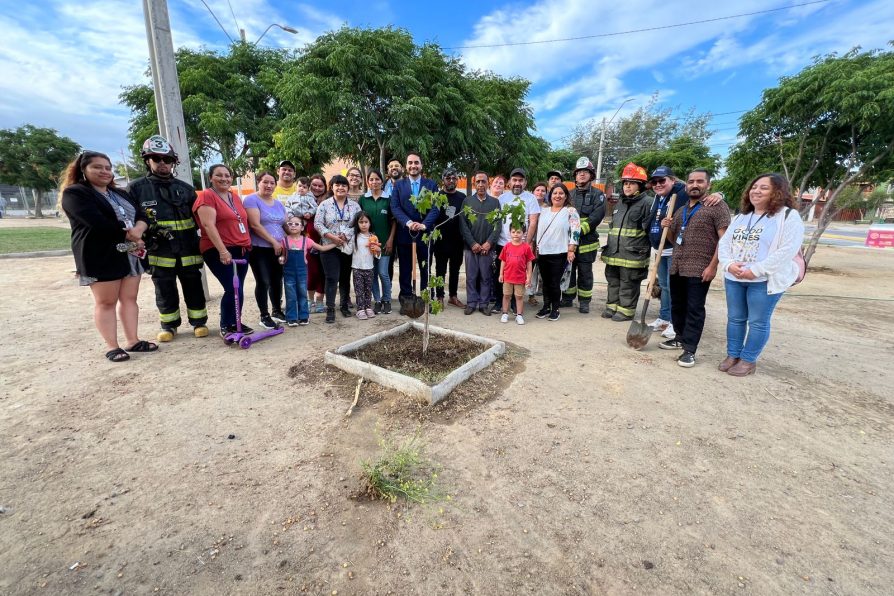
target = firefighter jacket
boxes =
[569,185,606,260]
[601,192,652,269]
[129,174,202,268]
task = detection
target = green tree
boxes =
[724,46,894,262]
[620,135,722,184]
[121,42,293,175]
[569,94,713,186]
[0,125,80,217]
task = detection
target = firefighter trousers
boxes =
[152,260,208,329]
[563,260,595,303]
[604,265,648,317]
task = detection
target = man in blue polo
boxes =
[390,152,440,305]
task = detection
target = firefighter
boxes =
[601,162,652,321]
[129,135,208,342]
[561,156,606,313]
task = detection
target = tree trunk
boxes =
[378,140,386,176]
[32,189,44,218]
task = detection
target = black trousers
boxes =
[320,250,352,308]
[489,244,504,304]
[248,246,283,317]
[396,241,430,299]
[151,260,207,329]
[434,238,464,298]
[538,253,566,311]
[670,273,712,353]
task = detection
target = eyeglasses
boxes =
[651,177,668,184]
[286,222,302,227]
[149,155,175,164]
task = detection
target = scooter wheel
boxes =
[223,335,236,345]
[239,337,252,349]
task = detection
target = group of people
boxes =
[60,135,804,376]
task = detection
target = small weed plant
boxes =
[361,432,442,504]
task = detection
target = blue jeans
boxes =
[371,255,392,303]
[658,254,671,320]
[725,280,784,363]
[283,251,309,321]
[203,246,249,329]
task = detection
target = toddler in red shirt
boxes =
[498,225,536,325]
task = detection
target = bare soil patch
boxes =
[342,327,487,384]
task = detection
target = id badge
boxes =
[124,219,134,230]
[445,205,456,218]
[238,222,246,234]
[676,234,683,245]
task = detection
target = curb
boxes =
[0,249,71,259]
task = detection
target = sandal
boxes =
[125,340,158,353]
[105,348,130,362]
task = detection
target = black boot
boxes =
[579,300,590,314]
[325,307,336,324]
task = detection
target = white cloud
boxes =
[0,0,341,157]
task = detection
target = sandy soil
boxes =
[0,237,892,595]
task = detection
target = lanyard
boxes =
[334,199,349,221]
[654,196,669,221]
[745,213,767,235]
[681,202,701,229]
[217,190,242,222]
[105,190,127,219]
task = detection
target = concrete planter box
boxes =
[324,321,505,405]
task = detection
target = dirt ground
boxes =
[1,218,892,595]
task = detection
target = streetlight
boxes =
[595,97,635,182]
[240,24,299,45]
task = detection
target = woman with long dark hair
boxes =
[193,164,253,337]
[718,173,805,376]
[305,173,328,312]
[61,151,156,362]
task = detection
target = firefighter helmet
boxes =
[140,135,178,161]
[620,162,648,182]
[573,156,596,179]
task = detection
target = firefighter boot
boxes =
[579,300,591,314]
[157,327,176,342]
[193,325,209,338]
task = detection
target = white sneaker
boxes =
[500,313,509,323]
[649,318,669,332]
[516,314,525,325]
[661,323,676,339]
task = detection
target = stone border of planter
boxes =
[324,321,505,405]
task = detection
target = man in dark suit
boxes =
[390,152,440,301]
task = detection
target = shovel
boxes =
[627,193,677,350]
[399,241,426,319]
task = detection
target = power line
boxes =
[225,0,241,36]
[444,0,831,50]
[199,0,235,43]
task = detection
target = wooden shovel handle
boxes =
[411,242,418,284]
[644,194,677,295]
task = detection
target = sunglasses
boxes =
[149,155,175,164]
[651,177,668,184]
[286,222,303,227]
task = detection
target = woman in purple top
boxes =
[244,171,288,330]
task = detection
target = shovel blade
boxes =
[400,295,426,319]
[626,297,652,350]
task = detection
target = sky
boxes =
[0,0,889,167]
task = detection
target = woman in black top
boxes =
[60,151,157,362]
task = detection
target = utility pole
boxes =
[595,117,607,182]
[142,0,193,187]
[143,0,210,299]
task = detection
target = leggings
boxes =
[353,268,374,311]
[320,249,352,308]
[248,245,283,316]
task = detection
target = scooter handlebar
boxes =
[232,258,248,265]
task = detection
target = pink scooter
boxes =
[223,258,284,349]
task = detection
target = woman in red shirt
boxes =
[193,164,253,337]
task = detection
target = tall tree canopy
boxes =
[620,135,722,185]
[720,45,894,262]
[0,125,80,217]
[569,95,713,186]
[276,26,547,187]
[121,43,293,175]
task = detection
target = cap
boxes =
[650,165,675,180]
[278,160,296,170]
[546,170,564,181]
[442,167,458,178]
[509,167,527,178]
